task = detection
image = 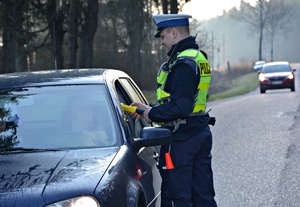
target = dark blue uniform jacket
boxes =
[148,36,211,141]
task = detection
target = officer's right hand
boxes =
[129,102,147,119]
[129,102,152,124]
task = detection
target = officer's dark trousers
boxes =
[159,126,217,207]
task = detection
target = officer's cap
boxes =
[152,14,192,38]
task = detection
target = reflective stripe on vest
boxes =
[156,49,211,114]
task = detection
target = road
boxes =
[208,63,300,207]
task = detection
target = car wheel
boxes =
[260,88,266,94]
[137,195,146,207]
[291,85,295,92]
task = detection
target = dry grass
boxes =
[143,60,258,103]
[208,72,259,101]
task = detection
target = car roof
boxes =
[255,61,266,65]
[0,68,127,89]
[264,61,289,66]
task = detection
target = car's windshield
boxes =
[0,85,120,151]
[263,64,291,73]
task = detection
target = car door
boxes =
[115,78,161,206]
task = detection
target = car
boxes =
[258,61,296,93]
[0,69,172,207]
[253,60,266,72]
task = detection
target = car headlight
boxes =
[287,74,294,79]
[259,75,267,82]
[45,196,100,207]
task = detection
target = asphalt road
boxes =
[208,63,300,207]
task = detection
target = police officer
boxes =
[130,14,217,207]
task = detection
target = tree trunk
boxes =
[258,0,263,61]
[258,25,263,61]
[162,0,168,14]
[170,0,178,14]
[47,0,65,69]
[55,13,65,69]
[68,0,79,68]
[270,32,274,61]
[77,0,99,68]
[1,0,16,73]
[122,0,144,82]
[78,36,95,68]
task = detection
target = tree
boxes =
[1,0,17,73]
[0,0,196,90]
[77,0,99,68]
[230,0,271,61]
[67,0,99,69]
[0,0,67,72]
[68,0,79,69]
[119,0,144,82]
[265,0,294,61]
[153,0,190,14]
[46,0,67,69]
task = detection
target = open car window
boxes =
[115,78,151,140]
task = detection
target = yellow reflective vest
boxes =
[156,49,211,114]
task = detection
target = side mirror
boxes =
[292,68,296,72]
[134,127,172,151]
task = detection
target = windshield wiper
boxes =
[0,147,61,153]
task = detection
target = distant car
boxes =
[258,61,296,93]
[253,60,266,72]
[0,69,172,207]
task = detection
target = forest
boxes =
[0,0,299,90]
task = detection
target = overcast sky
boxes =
[182,0,257,21]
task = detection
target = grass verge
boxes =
[208,72,259,101]
[142,72,259,103]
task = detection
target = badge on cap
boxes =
[152,14,192,38]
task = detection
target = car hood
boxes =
[0,147,119,206]
[262,71,291,77]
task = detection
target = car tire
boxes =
[137,195,146,207]
[291,85,295,92]
[260,88,266,94]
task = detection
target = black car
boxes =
[0,69,172,207]
[258,61,296,93]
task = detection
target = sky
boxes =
[182,0,257,21]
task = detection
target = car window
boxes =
[118,78,149,129]
[263,64,290,73]
[115,78,150,139]
[255,61,265,66]
[0,85,120,150]
[118,78,148,104]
